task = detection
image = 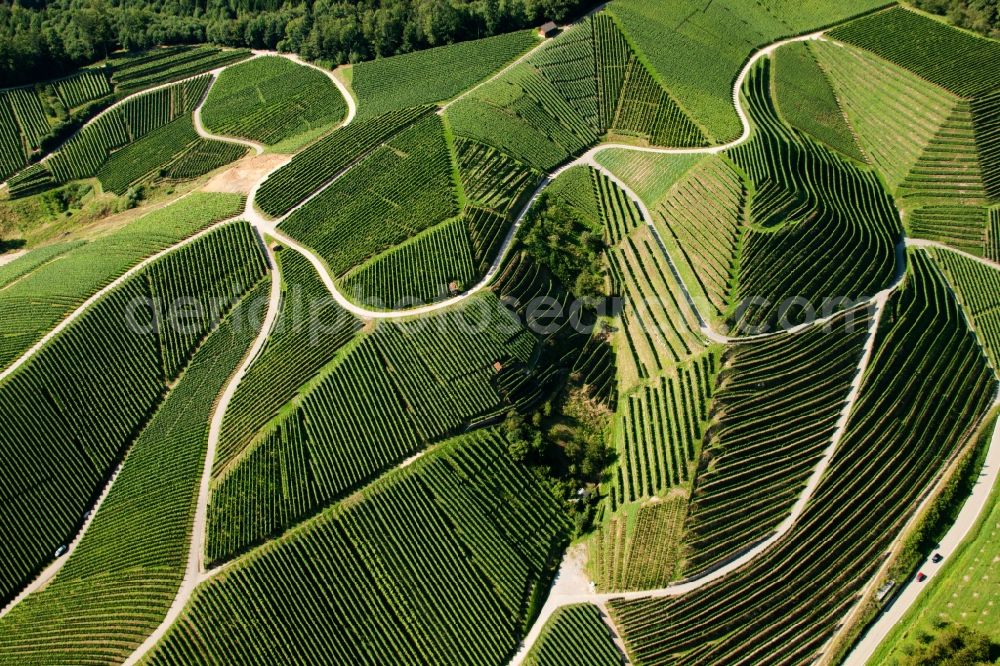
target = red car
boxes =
[916,572,928,582]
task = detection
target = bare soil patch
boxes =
[202,153,292,194]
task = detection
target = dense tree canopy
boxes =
[912,0,1000,39]
[0,0,599,86]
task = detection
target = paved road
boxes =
[3,24,984,666]
[844,399,1000,665]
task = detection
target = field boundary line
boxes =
[508,287,891,664]
[0,211,236,385]
[122,239,283,666]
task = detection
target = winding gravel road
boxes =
[3,23,996,666]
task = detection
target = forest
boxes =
[0,0,599,86]
[913,0,999,38]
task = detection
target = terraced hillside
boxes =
[725,58,899,334]
[3,7,1000,666]
[610,252,997,664]
[0,221,267,607]
[446,14,706,172]
[153,430,571,665]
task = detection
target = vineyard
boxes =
[609,251,997,664]
[991,208,1000,261]
[613,356,715,508]
[725,58,899,334]
[813,39,960,193]
[216,249,362,476]
[0,241,83,288]
[254,106,432,217]
[906,206,988,255]
[207,292,544,562]
[446,15,705,172]
[96,116,247,194]
[279,113,458,277]
[829,7,1000,98]
[351,30,539,119]
[0,280,264,664]
[974,91,1000,201]
[930,248,1000,370]
[201,56,347,145]
[0,192,244,372]
[0,68,114,180]
[54,68,112,110]
[772,42,865,162]
[608,0,889,142]
[593,495,688,592]
[648,156,745,321]
[607,226,705,386]
[341,216,478,306]
[109,45,251,92]
[0,221,266,608]
[44,76,211,185]
[683,310,870,576]
[3,6,1000,665]
[594,150,702,205]
[456,138,541,217]
[524,605,622,666]
[154,430,571,665]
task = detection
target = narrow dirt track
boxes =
[5,23,994,666]
[122,243,283,666]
